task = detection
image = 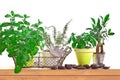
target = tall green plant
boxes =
[86,14,115,53]
[86,14,115,45]
[0,11,44,73]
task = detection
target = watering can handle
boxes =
[64,46,72,54]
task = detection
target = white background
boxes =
[0,0,119,69]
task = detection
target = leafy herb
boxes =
[68,32,96,49]
[0,11,44,73]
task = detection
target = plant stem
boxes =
[12,57,17,68]
[96,40,104,53]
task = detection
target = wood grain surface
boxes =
[0,69,120,80]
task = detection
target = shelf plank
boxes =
[0,69,120,80]
[0,69,120,76]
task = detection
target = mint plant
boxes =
[0,11,44,73]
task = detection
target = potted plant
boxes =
[39,20,72,67]
[86,14,115,65]
[0,11,45,73]
[68,32,96,65]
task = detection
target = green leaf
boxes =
[72,43,76,48]
[38,19,42,24]
[86,28,93,31]
[90,37,96,46]
[39,35,43,41]
[32,23,38,28]
[8,49,16,57]
[24,21,30,25]
[71,33,76,42]
[90,30,94,34]
[77,43,83,48]
[68,38,71,43]
[77,43,81,48]
[39,42,44,50]
[8,53,15,57]
[97,18,100,27]
[98,25,102,31]
[5,14,11,18]
[18,21,24,24]
[1,22,11,27]
[91,18,96,24]
[24,14,30,18]
[27,39,34,44]
[104,14,110,23]
[81,43,86,48]
[14,14,23,18]
[31,47,39,56]
[85,35,90,41]
[11,11,15,16]
[78,40,86,48]
[38,27,44,33]
[16,53,29,67]
[108,32,115,35]
[30,31,36,35]
[40,43,45,48]
[108,29,111,34]
[92,24,95,28]
[14,66,22,73]
[16,54,24,65]
[108,29,115,35]
[23,53,30,62]
[100,16,103,20]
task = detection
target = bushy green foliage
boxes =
[0,11,44,73]
[68,14,115,49]
[68,32,96,49]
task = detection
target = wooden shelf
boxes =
[0,69,120,80]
